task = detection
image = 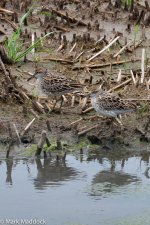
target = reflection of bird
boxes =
[88,89,137,125]
[28,67,84,110]
[90,170,140,197]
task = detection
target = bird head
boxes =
[27,67,47,81]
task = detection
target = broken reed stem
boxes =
[21,118,36,137]
[141,48,145,83]
[0,7,14,15]
[130,70,136,84]
[35,130,47,156]
[113,40,133,58]
[87,36,120,62]
[46,120,51,131]
[73,59,140,70]
[78,125,98,136]
[31,33,35,55]
[117,69,122,82]
[70,117,83,126]
[0,54,11,83]
[82,106,94,114]
[13,123,21,144]
[75,51,84,61]
[6,122,13,158]
[6,140,13,159]
[108,78,132,92]
[69,43,77,53]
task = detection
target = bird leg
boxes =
[58,95,64,111]
[52,96,64,112]
[52,99,57,111]
[115,115,123,126]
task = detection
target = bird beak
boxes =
[27,72,36,81]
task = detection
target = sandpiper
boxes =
[28,67,84,110]
[87,89,137,125]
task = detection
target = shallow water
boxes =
[1,154,150,225]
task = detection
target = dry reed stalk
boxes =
[13,123,21,144]
[117,69,122,83]
[69,43,77,53]
[21,118,36,137]
[82,106,94,114]
[108,78,132,92]
[130,70,136,84]
[113,40,133,58]
[78,125,98,135]
[141,48,145,83]
[87,36,120,62]
[70,117,83,126]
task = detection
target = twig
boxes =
[71,95,75,107]
[78,125,98,135]
[13,123,21,144]
[87,36,120,62]
[113,41,133,58]
[29,109,40,119]
[117,69,122,83]
[35,130,47,156]
[108,78,132,92]
[32,101,45,114]
[46,120,51,131]
[70,117,83,126]
[43,57,73,64]
[130,70,136,84]
[54,25,70,32]
[82,106,94,114]
[0,54,11,83]
[20,118,36,137]
[0,7,14,15]
[6,140,13,159]
[141,48,145,83]
[57,43,65,52]
[73,59,140,70]
[31,33,35,55]
[69,43,77,53]
[74,51,84,61]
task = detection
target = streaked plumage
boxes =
[33,68,84,97]
[89,90,137,118]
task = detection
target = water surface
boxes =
[1,154,150,225]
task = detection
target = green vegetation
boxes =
[138,102,149,115]
[122,0,132,7]
[133,24,139,46]
[4,9,54,63]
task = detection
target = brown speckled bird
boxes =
[87,89,137,125]
[28,67,84,110]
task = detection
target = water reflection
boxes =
[1,153,150,225]
[33,158,79,190]
[2,153,150,193]
[90,170,140,197]
[6,159,13,185]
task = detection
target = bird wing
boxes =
[43,73,84,91]
[97,93,137,111]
